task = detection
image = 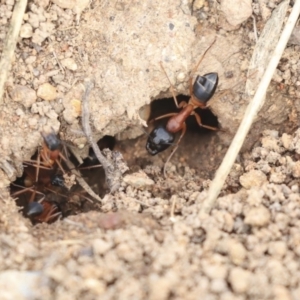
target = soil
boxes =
[1,0,300,299]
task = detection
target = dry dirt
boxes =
[1,0,300,299]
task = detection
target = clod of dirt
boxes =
[123,171,154,190]
[37,83,57,101]
[239,169,267,189]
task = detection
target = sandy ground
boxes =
[1,0,300,299]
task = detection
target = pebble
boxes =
[267,241,287,258]
[220,0,252,26]
[37,83,57,101]
[273,285,292,300]
[239,170,267,189]
[123,172,154,189]
[51,0,77,9]
[61,58,78,71]
[244,205,271,227]
[0,270,42,299]
[291,161,300,178]
[92,239,112,255]
[281,133,293,150]
[8,84,37,108]
[210,278,228,294]
[193,0,205,10]
[228,267,250,293]
[202,262,227,280]
[20,23,33,38]
[83,278,105,296]
[228,241,247,265]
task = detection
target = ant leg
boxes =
[45,205,61,223]
[11,184,45,202]
[149,112,177,124]
[163,123,187,178]
[189,38,216,95]
[78,164,102,170]
[160,62,180,108]
[193,112,219,131]
[55,158,66,174]
[24,160,53,170]
[35,150,41,182]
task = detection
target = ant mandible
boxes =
[146,39,219,177]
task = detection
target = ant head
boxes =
[41,132,61,151]
[146,124,175,155]
[193,72,218,103]
[51,174,65,188]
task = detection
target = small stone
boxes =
[210,278,227,294]
[123,172,154,189]
[71,99,81,115]
[202,262,227,280]
[20,23,33,38]
[0,271,42,299]
[266,259,289,285]
[228,241,247,265]
[239,170,267,189]
[268,241,287,258]
[221,0,252,26]
[51,0,77,9]
[83,278,105,295]
[8,85,37,108]
[28,116,38,128]
[193,0,205,10]
[244,206,271,227]
[228,267,251,293]
[176,72,186,82]
[273,285,292,300]
[92,239,112,255]
[37,83,57,101]
[292,161,300,178]
[61,58,78,71]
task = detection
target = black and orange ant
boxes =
[11,131,105,223]
[146,40,220,176]
[27,198,61,224]
[11,131,69,223]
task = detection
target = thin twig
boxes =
[251,14,258,43]
[63,155,102,202]
[81,79,122,192]
[200,0,300,214]
[0,0,28,104]
[169,195,178,223]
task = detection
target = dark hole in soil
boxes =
[10,135,116,225]
[116,95,221,178]
[149,96,220,176]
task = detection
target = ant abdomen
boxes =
[27,202,44,217]
[193,73,218,103]
[146,125,175,155]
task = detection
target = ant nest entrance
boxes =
[10,134,116,225]
[147,95,221,177]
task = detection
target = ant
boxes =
[24,131,68,183]
[27,198,61,224]
[11,182,62,224]
[146,40,219,176]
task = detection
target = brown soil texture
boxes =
[1,0,300,299]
